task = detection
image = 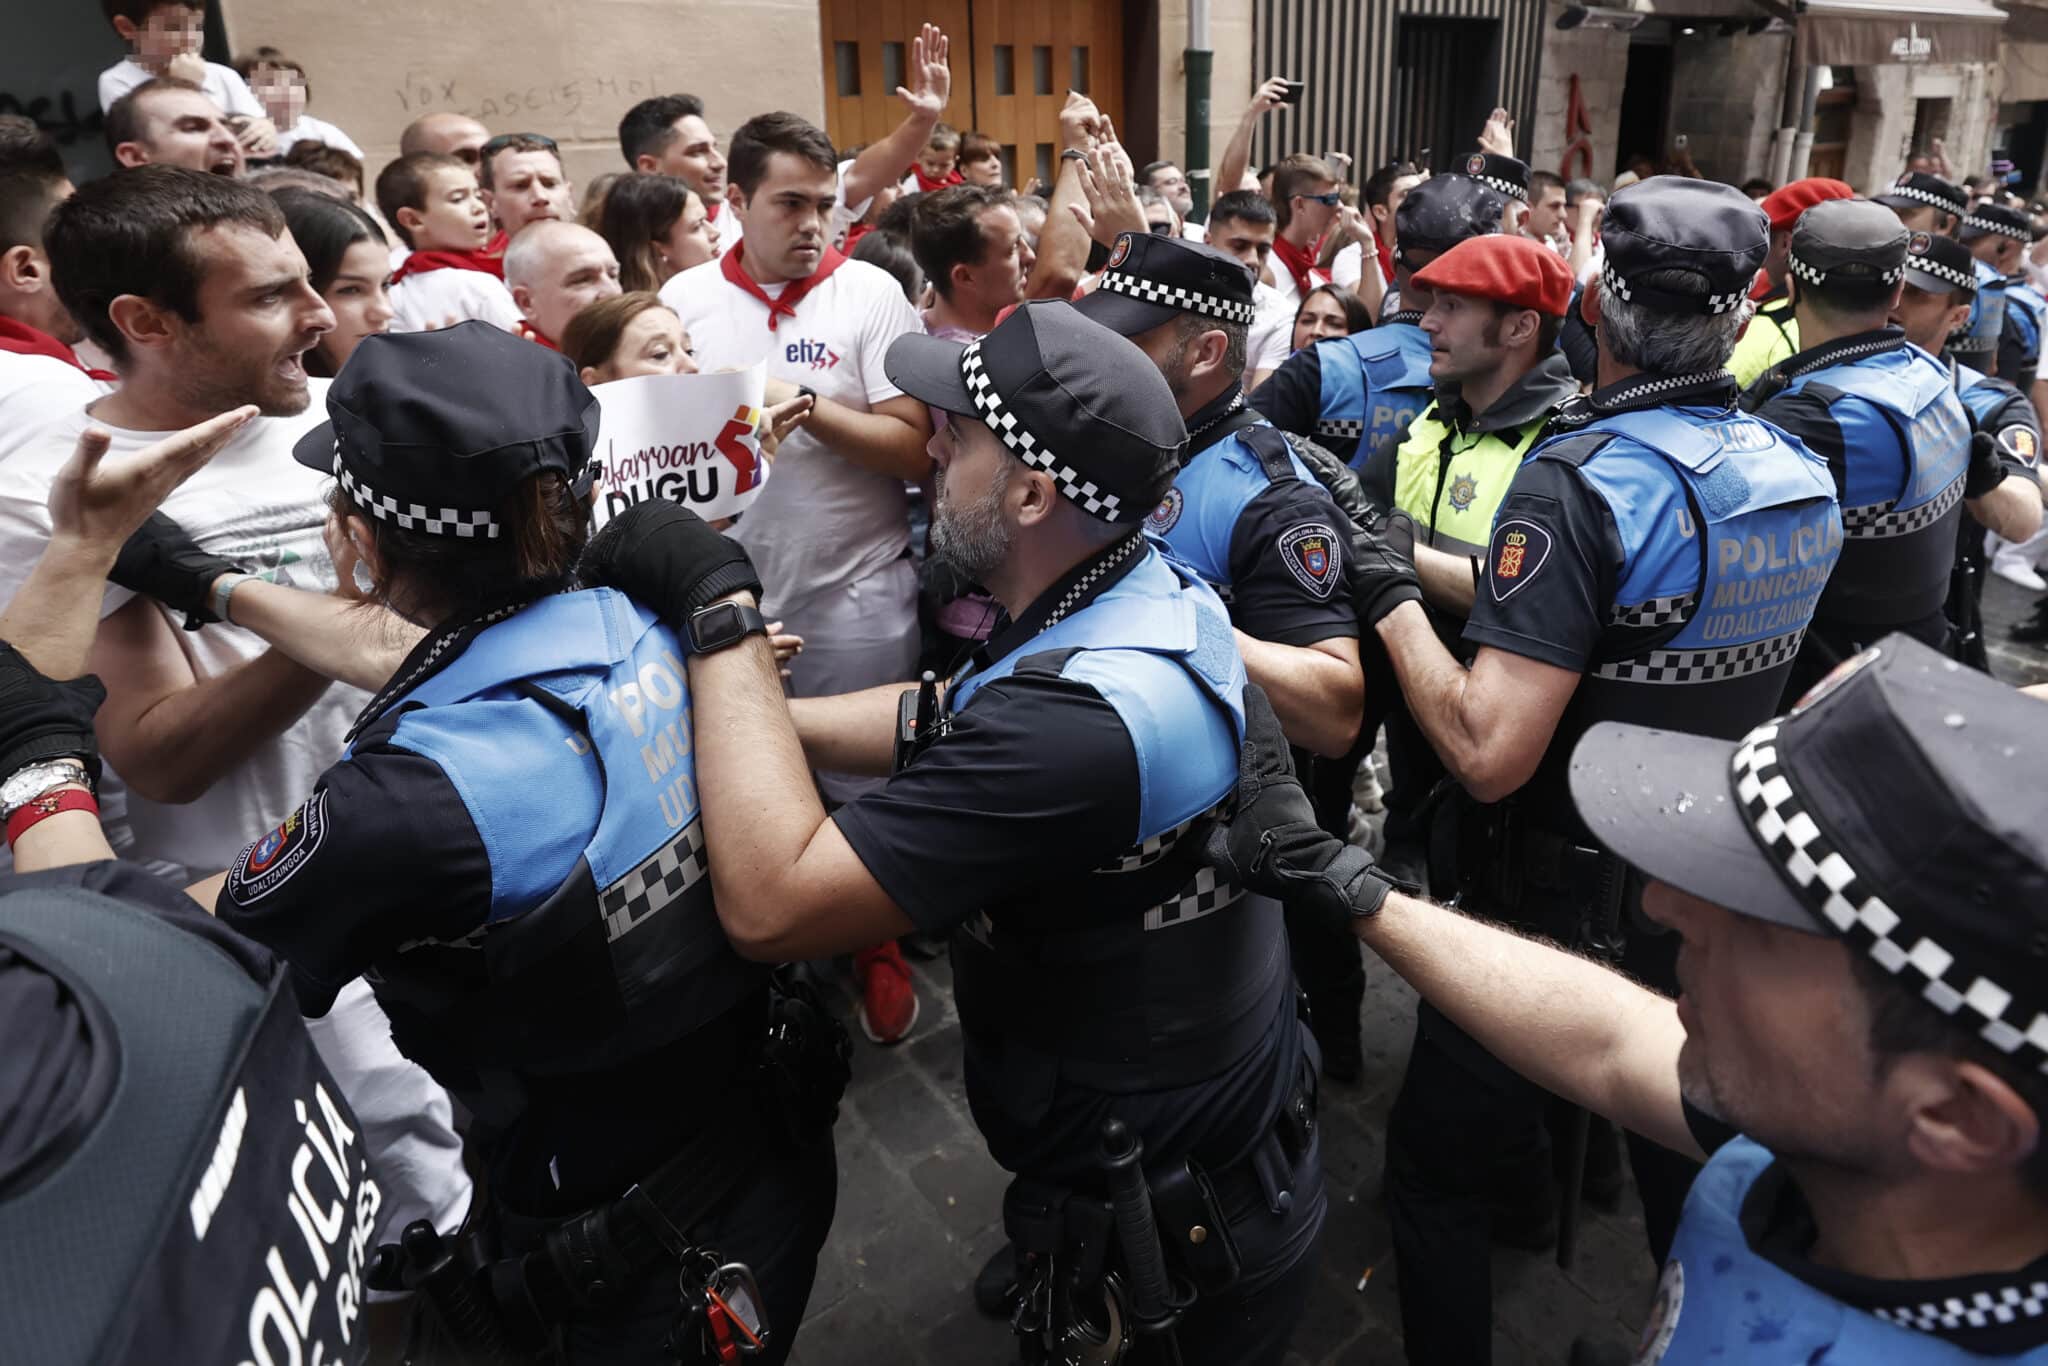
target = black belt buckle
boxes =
[1149,1160,1242,1296]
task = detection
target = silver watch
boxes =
[1,759,92,818]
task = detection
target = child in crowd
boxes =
[375,152,523,333]
[97,0,271,156]
[234,47,365,160]
[904,122,964,194]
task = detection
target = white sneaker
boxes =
[1993,558,2048,591]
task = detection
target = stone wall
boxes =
[1840,61,1997,192]
[1666,29,1791,184]
[1152,0,1257,198]
[1527,7,1629,184]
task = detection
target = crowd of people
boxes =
[2,2,2047,1365]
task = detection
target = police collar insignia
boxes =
[1279,523,1341,600]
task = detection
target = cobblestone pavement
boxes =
[788,573,2048,1366]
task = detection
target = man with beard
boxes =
[0,166,473,1250]
[0,118,109,452]
[582,300,1327,1365]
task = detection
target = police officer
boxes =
[1345,176,1844,1365]
[1888,229,2047,666]
[1962,200,2048,409]
[1072,230,1370,1073]
[0,408,380,1366]
[1212,634,2048,1364]
[1742,199,1976,701]
[1878,171,2016,388]
[209,324,844,1365]
[1462,150,1530,233]
[1252,172,1504,469]
[1725,177,1856,389]
[585,301,1326,1365]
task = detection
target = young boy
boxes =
[376,153,523,333]
[97,0,273,154]
[903,122,965,194]
[235,47,364,160]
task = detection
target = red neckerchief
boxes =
[1271,233,1324,303]
[719,242,848,332]
[389,249,505,284]
[706,199,722,223]
[911,167,964,194]
[844,221,874,253]
[1749,273,1779,303]
[514,320,559,351]
[1375,235,1395,289]
[0,316,115,382]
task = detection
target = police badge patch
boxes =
[1488,518,1552,602]
[1108,233,1134,270]
[1999,423,2040,468]
[1148,486,1185,534]
[1447,473,1479,512]
[1466,153,1486,176]
[1279,523,1342,599]
[226,790,329,905]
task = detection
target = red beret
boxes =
[1759,177,1854,233]
[1410,234,1572,317]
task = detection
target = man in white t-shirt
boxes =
[504,220,621,350]
[106,78,245,178]
[481,133,576,242]
[0,120,110,459]
[376,153,522,333]
[1,165,470,1240]
[660,112,931,781]
[1202,189,1294,383]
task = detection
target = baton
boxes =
[1100,1119,1184,1363]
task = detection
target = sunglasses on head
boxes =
[480,132,560,160]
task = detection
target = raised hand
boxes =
[1478,106,1515,157]
[47,407,256,556]
[896,22,952,119]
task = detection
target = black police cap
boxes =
[1788,198,1908,289]
[885,301,1188,523]
[1902,229,1978,296]
[1961,201,2033,244]
[1873,171,1970,220]
[1460,151,1529,204]
[1572,635,2048,1074]
[1598,175,1767,315]
[1073,231,1259,336]
[1393,174,1504,270]
[292,322,600,539]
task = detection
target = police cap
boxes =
[1597,175,1767,316]
[1571,635,2048,1075]
[1873,171,1969,221]
[1393,174,1504,270]
[1460,151,1529,204]
[885,300,1188,523]
[1073,231,1259,336]
[1901,229,1978,297]
[291,321,600,539]
[1788,198,1908,290]
[1960,201,2033,244]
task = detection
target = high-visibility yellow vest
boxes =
[1392,403,1550,556]
[1727,298,1799,390]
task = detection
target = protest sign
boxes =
[589,363,771,526]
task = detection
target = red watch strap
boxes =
[6,788,100,848]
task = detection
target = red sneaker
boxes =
[854,940,920,1044]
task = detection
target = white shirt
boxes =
[276,113,364,161]
[707,202,744,248]
[0,384,471,1240]
[388,264,523,333]
[661,257,924,618]
[830,158,876,252]
[0,353,107,463]
[1267,250,1328,322]
[98,56,263,118]
[1247,282,1295,380]
[1180,218,1208,242]
[1331,240,1392,297]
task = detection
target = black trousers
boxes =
[1286,744,1370,1029]
[1382,914,1696,1365]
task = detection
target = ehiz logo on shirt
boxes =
[786,339,842,371]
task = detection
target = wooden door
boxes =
[817,0,1122,191]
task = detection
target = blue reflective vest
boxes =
[1959,362,2011,427]
[1313,324,1434,468]
[1639,1136,2048,1364]
[945,546,1291,1113]
[1147,420,1321,593]
[1775,342,1971,629]
[2005,276,2046,383]
[351,588,762,1121]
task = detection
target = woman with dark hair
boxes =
[850,229,925,305]
[1291,282,1372,353]
[270,187,393,375]
[207,322,842,1362]
[598,171,720,294]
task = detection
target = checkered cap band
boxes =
[1876,1283,2048,1336]
[1600,261,1747,315]
[1840,473,1965,539]
[1908,254,1977,292]
[599,818,708,943]
[1593,627,1806,685]
[960,339,1125,520]
[1886,182,1964,214]
[1964,213,2030,242]
[1609,593,1698,630]
[1315,418,1365,439]
[1788,255,1905,289]
[333,447,500,540]
[1096,269,1257,325]
[1732,721,2048,1072]
[1477,174,1527,204]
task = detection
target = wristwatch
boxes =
[687,600,770,655]
[2,758,93,819]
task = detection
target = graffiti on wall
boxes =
[0,90,103,147]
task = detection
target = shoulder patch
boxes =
[1148,486,1185,534]
[1998,423,2040,467]
[226,790,329,905]
[1278,523,1341,600]
[1488,518,1553,602]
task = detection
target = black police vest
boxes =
[0,885,378,1366]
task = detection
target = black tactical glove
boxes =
[111,511,249,630]
[1205,684,1407,922]
[1965,430,2009,499]
[0,641,106,786]
[578,500,762,625]
[1284,432,1384,531]
[1349,508,1423,627]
